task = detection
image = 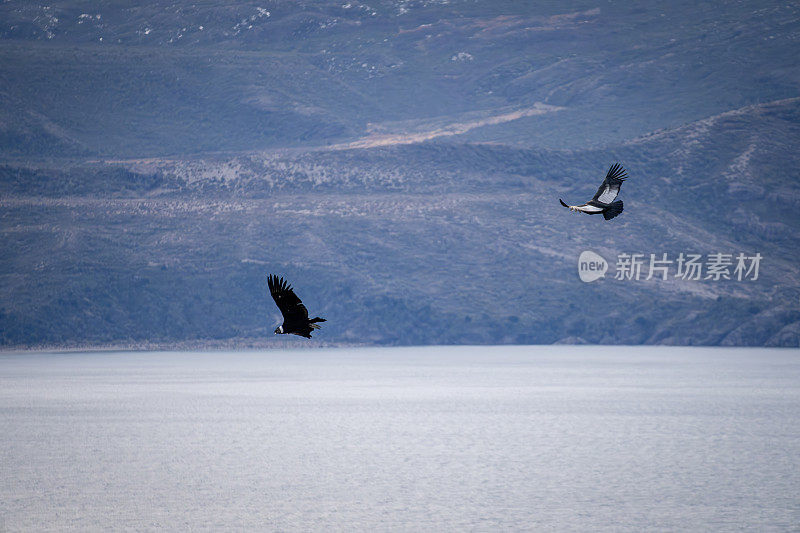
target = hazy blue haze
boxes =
[1,346,799,530]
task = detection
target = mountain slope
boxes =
[2,98,799,347]
[1,1,798,157]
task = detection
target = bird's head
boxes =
[274,325,283,334]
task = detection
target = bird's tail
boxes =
[603,200,624,220]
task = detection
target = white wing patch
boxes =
[577,204,604,213]
[596,185,618,204]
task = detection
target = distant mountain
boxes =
[1,0,798,348]
[2,97,799,348]
[1,1,798,157]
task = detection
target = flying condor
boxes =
[267,274,326,338]
[559,163,628,220]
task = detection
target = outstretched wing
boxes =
[591,163,628,204]
[267,274,310,323]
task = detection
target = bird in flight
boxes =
[559,163,628,220]
[267,274,326,338]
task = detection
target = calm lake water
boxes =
[1,346,799,531]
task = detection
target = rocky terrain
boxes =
[1,0,798,347]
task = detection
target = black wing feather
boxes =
[590,163,628,204]
[268,274,310,323]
